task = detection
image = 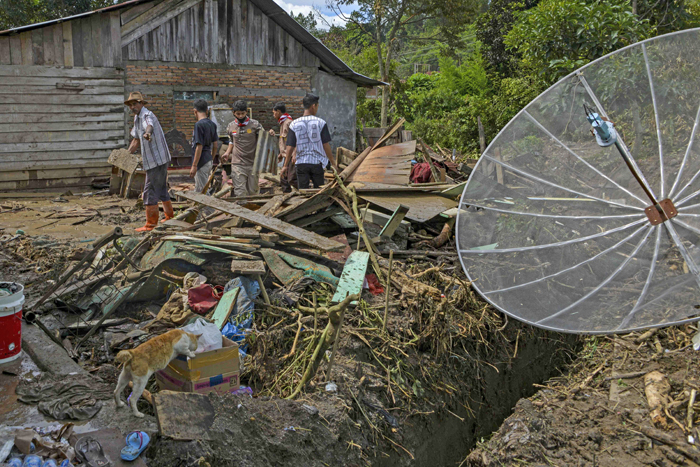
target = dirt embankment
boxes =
[467,327,700,467]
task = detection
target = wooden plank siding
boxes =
[124,0,320,68]
[4,12,121,67]
[0,65,124,191]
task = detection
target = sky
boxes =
[273,0,356,28]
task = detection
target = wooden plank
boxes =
[0,166,112,182]
[276,23,284,66]
[122,0,202,47]
[9,113,124,124]
[20,32,32,65]
[211,287,239,329]
[9,35,22,65]
[227,227,260,238]
[230,260,265,275]
[31,29,43,65]
[194,1,203,62]
[230,0,241,65]
[90,14,103,67]
[153,391,215,441]
[43,25,56,65]
[378,204,410,238]
[0,37,10,65]
[121,1,160,25]
[259,12,267,66]
[266,20,275,66]
[62,22,74,66]
[0,153,115,167]
[80,18,94,67]
[246,0,255,64]
[0,129,124,144]
[217,0,226,63]
[0,140,124,153]
[210,0,219,63]
[1,94,123,105]
[52,23,64,66]
[0,66,122,79]
[71,20,84,66]
[0,159,113,172]
[203,0,211,62]
[331,251,370,304]
[102,13,115,67]
[0,85,124,95]
[0,175,110,192]
[180,191,346,252]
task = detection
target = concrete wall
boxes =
[313,71,357,152]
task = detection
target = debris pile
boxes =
[3,121,577,464]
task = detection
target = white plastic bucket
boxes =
[0,282,24,364]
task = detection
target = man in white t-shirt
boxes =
[281,93,338,189]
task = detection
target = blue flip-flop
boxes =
[120,431,150,461]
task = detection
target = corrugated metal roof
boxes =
[0,0,385,87]
[0,0,150,35]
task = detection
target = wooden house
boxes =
[0,0,381,192]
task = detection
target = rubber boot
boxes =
[162,200,175,221]
[135,205,158,232]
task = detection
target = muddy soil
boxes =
[467,327,700,467]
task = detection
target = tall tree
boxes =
[327,0,483,127]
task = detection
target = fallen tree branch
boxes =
[641,425,700,464]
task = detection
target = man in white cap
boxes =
[125,91,173,232]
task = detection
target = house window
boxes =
[173,91,216,100]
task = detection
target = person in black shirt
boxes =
[190,99,218,192]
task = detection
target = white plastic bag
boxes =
[181,318,222,354]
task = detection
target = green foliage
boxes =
[0,0,120,30]
[505,0,652,82]
[475,0,540,74]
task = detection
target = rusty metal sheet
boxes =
[179,191,345,252]
[346,140,415,185]
[359,192,457,223]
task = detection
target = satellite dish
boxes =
[457,28,700,334]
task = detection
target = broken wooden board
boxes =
[379,204,410,238]
[107,149,141,174]
[229,228,261,238]
[292,206,343,228]
[230,259,266,275]
[346,140,415,185]
[180,191,345,252]
[154,391,215,441]
[331,251,370,304]
[360,192,457,223]
[212,287,240,329]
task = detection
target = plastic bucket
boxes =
[0,282,24,364]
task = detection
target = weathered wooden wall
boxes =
[0,66,125,191]
[0,11,122,68]
[122,0,320,68]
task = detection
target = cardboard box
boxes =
[155,336,241,395]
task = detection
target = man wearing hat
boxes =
[125,91,173,232]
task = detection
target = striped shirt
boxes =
[130,106,171,171]
[287,115,331,166]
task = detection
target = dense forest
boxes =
[3,0,700,156]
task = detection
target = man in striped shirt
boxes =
[281,93,338,189]
[126,91,173,232]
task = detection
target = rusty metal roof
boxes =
[346,140,415,185]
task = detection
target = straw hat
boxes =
[124,91,148,105]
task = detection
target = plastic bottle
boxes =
[58,461,73,467]
[7,458,23,467]
[21,455,42,467]
[41,460,57,467]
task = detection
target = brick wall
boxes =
[126,64,312,138]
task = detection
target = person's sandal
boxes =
[75,436,111,467]
[120,431,150,461]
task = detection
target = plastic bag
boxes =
[181,318,222,354]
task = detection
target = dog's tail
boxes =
[115,350,133,366]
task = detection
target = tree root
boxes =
[286,293,359,399]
